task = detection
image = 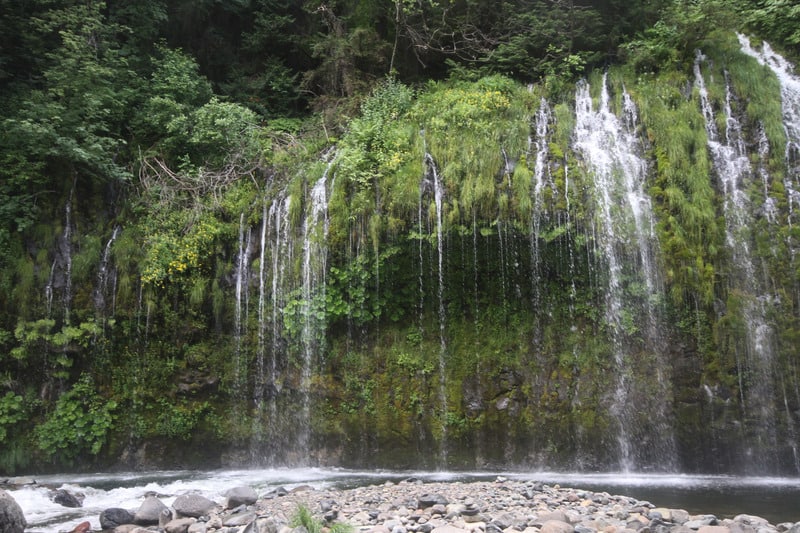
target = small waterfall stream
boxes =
[530,98,553,314]
[423,151,449,467]
[573,74,675,471]
[695,52,781,472]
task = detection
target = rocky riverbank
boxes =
[11,477,796,533]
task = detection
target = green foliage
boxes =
[621,0,742,73]
[745,0,800,49]
[36,375,117,462]
[0,392,25,442]
[634,69,719,305]
[11,319,104,379]
[140,217,222,288]
[291,504,353,533]
[410,76,532,220]
[152,399,212,440]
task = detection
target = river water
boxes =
[7,469,800,533]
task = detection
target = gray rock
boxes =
[52,488,84,508]
[188,523,208,533]
[165,518,197,533]
[225,486,258,508]
[0,490,27,533]
[264,487,289,499]
[173,493,217,518]
[540,521,575,533]
[431,526,469,533]
[113,525,141,533]
[697,527,730,533]
[6,477,35,486]
[243,517,282,533]
[419,494,450,508]
[538,512,571,525]
[224,511,257,527]
[734,517,769,527]
[134,495,169,525]
[100,508,136,529]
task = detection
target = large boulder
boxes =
[100,507,135,529]
[0,489,27,533]
[173,493,217,518]
[225,486,258,508]
[134,495,169,525]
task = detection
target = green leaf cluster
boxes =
[35,375,117,462]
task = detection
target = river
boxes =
[6,469,800,532]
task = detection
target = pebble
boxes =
[91,479,798,533]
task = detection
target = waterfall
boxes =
[234,212,253,396]
[252,201,269,461]
[45,195,75,323]
[422,152,449,467]
[738,34,800,226]
[695,51,782,472]
[252,192,293,463]
[738,34,800,473]
[94,226,120,317]
[573,74,675,471]
[297,157,335,461]
[530,98,553,313]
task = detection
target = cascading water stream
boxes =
[530,99,553,314]
[94,225,120,318]
[234,212,253,396]
[738,35,800,473]
[738,34,800,227]
[573,74,675,471]
[296,156,336,460]
[423,152,449,468]
[695,52,781,472]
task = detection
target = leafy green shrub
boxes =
[36,375,117,463]
[0,392,25,442]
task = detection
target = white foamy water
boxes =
[7,468,800,533]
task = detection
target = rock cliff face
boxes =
[1,31,799,475]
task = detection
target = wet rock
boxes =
[174,493,218,518]
[134,495,169,525]
[100,508,136,529]
[264,487,289,499]
[52,488,85,508]
[6,477,35,487]
[68,521,91,533]
[226,486,258,508]
[0,489,27,533]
